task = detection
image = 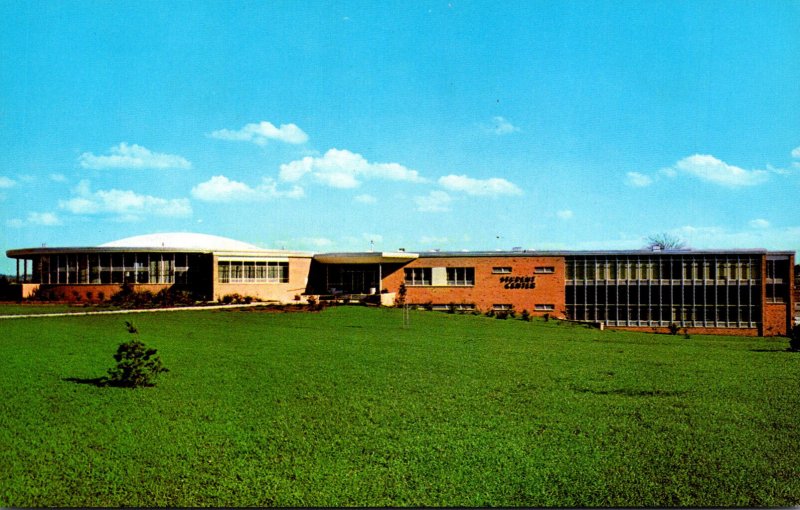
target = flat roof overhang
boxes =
[6,247,313,259]
[313,252,420,264]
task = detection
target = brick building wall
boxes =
[381,255,566,315]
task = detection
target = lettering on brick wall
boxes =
[499,275,536,289]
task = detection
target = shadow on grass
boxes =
[62,376,107,387]
[62,376,140,388]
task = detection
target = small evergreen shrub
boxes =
[103,321,168,388]
[543,313,550,322]
[521,309,531,321]
[667,322,680,335]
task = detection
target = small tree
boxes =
[646,233,687,251]
[395,283,407,306]
[103,321,168,388]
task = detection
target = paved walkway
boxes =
[0,302,269,320]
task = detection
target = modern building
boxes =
[6,233,795,337]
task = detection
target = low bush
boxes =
[102,321,168,388]
[520,309,531,321]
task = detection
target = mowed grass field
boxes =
[1,306,798,507]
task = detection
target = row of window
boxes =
[32,253,193,285]
[492,266,554,274]
[493,304,555,311]
[421,303,555,312]
[404,267,476,286]
[567,304,759,326]
[218,261,289,283]
[565,258,761,281]
[404,266,555,286]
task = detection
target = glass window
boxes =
[492,267,512,274]
[446,267,474,286]
[218,262,230,283]
[534,266,555,274]
[404,267,432,286]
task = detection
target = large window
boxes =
[404,267,432,286]
[218,260,288,283]
[446,267,474,286]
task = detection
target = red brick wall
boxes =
[32,284,171,302]
[381,256,566,315]
[763,303,790,337]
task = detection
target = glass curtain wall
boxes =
[32,252,198,285]
[565,255,761,328]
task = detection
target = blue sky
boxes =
[2,0,799,272]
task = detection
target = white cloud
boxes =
[672,154,768,187]
[748,218,770,229]
[280,148,424,189]
[355,194,377,204]
[0,176,16,188]
[438,174,522,197]
[792,146,800,158]
[28,212,62,226]
[556,209,574,220]
[415,190,452,212]
[59,180,191,219]
[49,173,67,182]
[488,116,519,135]
[209,121,309,145]
[79,143,192,170]
[191,175,304,202]
[7,212,63,228]
[625,172,653,187]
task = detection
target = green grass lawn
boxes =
[1,306,798,507]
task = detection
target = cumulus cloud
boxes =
[279,148,424,189]
[671,154,768,187]
[415,190,452,212]
[557,209,574,220]
[79,143,191,170]
[488,116,520,135]
[191,175,304,202]
[438,174,522,197]
[49,173,67,182]
[209,121,309,145]
[6,212,62,228]
[625,172,653,187]
[792,146,800,159]
[355,194,377,204]
[59,180,191,219]
[0,176,16,188]
[748,218,770,229]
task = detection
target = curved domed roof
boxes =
[100,233,261,251]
